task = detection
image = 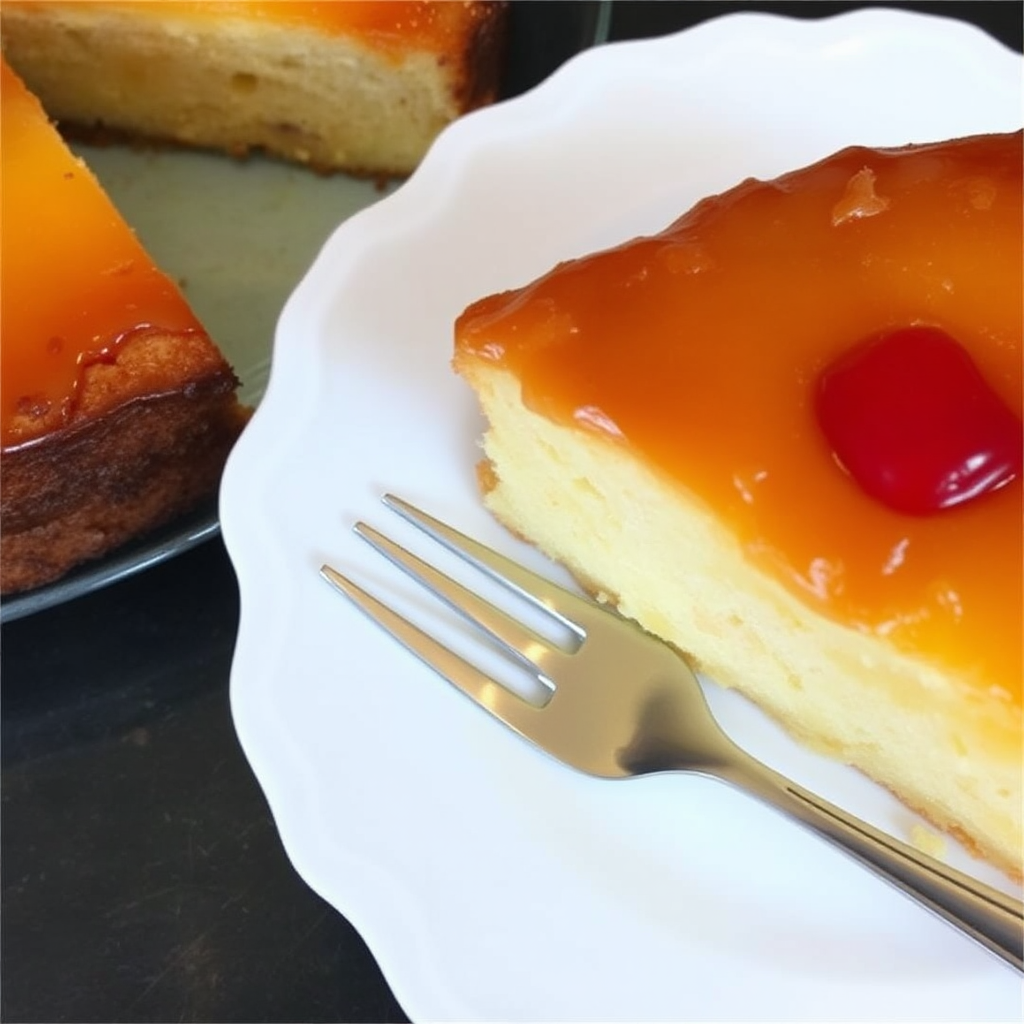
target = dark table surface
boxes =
[3,3,1020,1022]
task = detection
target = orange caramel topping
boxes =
[456,132,1024,701]
[1,58,205,450]
[59,1,478,58]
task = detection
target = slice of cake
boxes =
[0,57,250,595]
[0,0,509,177]
[454,131,1023,879]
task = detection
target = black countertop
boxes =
[3,4,1020,1022]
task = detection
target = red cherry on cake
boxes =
[815,326,1022,515]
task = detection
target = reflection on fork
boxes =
[321,493,1023,974]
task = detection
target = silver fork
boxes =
[321,493,1023,974]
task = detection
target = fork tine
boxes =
[319,564,542,735]
[354,521,565,674]
[381,493,593,635]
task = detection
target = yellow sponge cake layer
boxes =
[454,132,1023,877]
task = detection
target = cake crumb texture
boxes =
[0,0,509,175]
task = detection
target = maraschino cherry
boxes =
[815,326,1022,515]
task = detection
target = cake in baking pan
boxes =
[1,0,509,176]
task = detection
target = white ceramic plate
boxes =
[222,10,1023,1021]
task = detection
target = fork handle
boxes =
[719,757,1023,973]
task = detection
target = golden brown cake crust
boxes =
[452,0,509,113]
[1,331,250,595]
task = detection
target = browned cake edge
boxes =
[1,331,251,595]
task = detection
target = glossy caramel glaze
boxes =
[84,1,492,58]
[456,132,1023,701]
[0,58,205,450]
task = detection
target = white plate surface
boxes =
[221,11,1023,1021]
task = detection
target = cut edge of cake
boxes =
[453,357,1023,882]
[0,0,510,177]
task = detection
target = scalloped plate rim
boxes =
[222,10,1023,1022]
